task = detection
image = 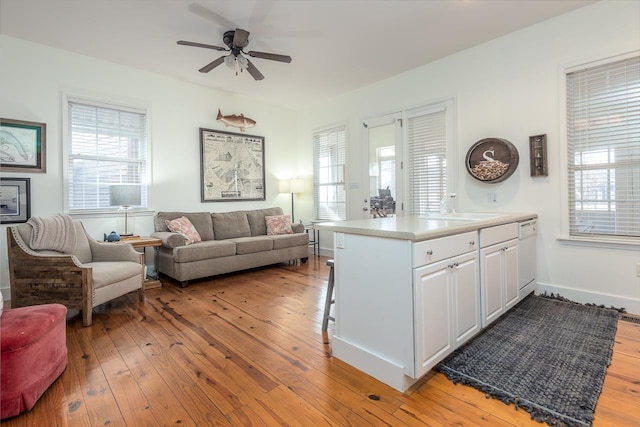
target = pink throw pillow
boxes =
[265,215,293,235]
[165,216,202,245]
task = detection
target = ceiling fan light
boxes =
[237,54,249,70]
[224,54,235,68]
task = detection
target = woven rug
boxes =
[437,295,619,427]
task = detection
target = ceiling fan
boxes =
[177,28,292,80]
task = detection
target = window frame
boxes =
[62,92,151,215]
[558,50,640,248]
[312,123,347,221]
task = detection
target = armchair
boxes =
[6,217,144,326]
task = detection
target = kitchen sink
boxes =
[420,212,506,221]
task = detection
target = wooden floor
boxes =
[3,256,639,426]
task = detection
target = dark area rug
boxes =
[437,294,619,427]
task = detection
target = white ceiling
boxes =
[0,0,596,108]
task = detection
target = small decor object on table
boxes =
[0,118,46,173]
[0,178,30,224]
[466,137,519,183]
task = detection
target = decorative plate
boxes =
[465,138,519,183]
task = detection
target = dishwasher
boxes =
[518,219,537,298]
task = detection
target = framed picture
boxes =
[0,118,46,173]
[0,178,31,224]
[465,137,519,183]
[200,128,265,202]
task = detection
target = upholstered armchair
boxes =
[6,216,145,326]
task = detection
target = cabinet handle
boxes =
[469,240,475,246]
[453,262,459,267]
[426,250,433,255]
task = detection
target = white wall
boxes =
[300,1,640,313]
[0,35,302,299]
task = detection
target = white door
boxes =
[452,251,481,347]
[414,259,452,378]
[362,113,402,219]
[481,244,504,327]
[504,240,519,310]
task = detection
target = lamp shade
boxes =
[290,178,304,194]
[278,179,291,193]
[279,178,304,194]
[109,184,141,207]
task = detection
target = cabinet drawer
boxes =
[479,223,518,248]
[414,231,478,267]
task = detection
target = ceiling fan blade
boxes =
[233,28,250,48]
[199,56,226,73]
[246,59,264,80]
[247,51,292,63]
[177,40,227,51]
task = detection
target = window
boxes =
[406,103,451,215]
[65,96,148,212]
[566,54,640,239]
[313,124,346,221]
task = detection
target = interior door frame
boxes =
[361,112,403,219]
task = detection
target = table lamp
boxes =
[109,184,141,236]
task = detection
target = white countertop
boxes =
[314,213,537,242]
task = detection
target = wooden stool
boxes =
[322,259,335,331]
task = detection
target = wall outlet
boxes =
[487,192,497,203]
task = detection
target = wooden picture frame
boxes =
[0,177,31,224]
[529,134,548,177]
[199,128,265,202]
[0,118,46,173]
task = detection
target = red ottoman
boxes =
[1,303,68,419]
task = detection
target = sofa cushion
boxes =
[269,233,310,250]
[246,207,284,236]
[173,240,236,263]
[165,216,202,245]
[87,261,142,289]
[229,236,274,255]
[155,212,214,241]
[265,215,293,235]
[211,212,251,240]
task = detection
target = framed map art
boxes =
[0,118,46,173]
[199,128,266,202]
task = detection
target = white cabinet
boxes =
[480,224,518,327]
[413,235,480,378]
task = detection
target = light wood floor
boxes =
[3,256,639,426]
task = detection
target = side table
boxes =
[120,237,162,289]
[304,224,320,256]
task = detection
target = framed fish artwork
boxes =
[199,128,265,202]
[0,118,46,173]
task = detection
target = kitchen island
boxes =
[315,213,537,392]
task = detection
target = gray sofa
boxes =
[151,207,309,287]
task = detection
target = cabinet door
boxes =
[414,259,452,378]
[503,240,519,310]
[481,245,503,327]
[452,252,480,347]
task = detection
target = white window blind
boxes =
[313,125,346,221]
[407,106,447,215]
[67,100,148,211]
[567,55,640,238]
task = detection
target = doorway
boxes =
[362,112,402,219]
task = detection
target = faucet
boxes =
[439,192,457,214]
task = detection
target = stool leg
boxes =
[322,266,335,331]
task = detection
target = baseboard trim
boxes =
[536,282,640,315]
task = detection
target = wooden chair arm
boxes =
[7,227,91,314]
